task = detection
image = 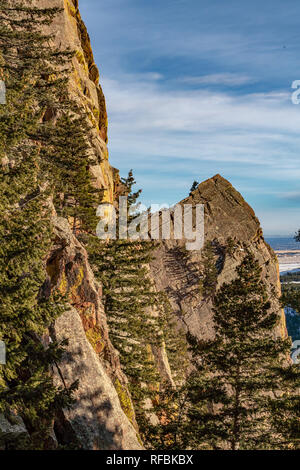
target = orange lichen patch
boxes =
[65,0,77,17]
[85,325,105,354]
[73,67,84,91]
[79,304,106,354]
[74,10,97,82]
[75,50,89,73]
[66,0,108,143]
[96,86,108,143]
[70,266,84,296]
[87,110,99,131]
[92,106,100,121]
[79,307,97,331]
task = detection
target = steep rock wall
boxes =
[34,0,118,204]
[44,216,142,449]
[149,174,287,372]
[29,0,142,449]
[6,1,286,449]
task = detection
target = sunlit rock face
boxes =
[43,216,142,449]
[32,0,119,203]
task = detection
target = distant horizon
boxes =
[265,235,297,239]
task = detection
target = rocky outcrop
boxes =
[33,0,118,204]
[8,1,287,450]
[45,216,142,449]
[52,308,141,450]
[0,413,28,450]
[149,174,287,371]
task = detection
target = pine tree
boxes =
[144,297,190,450]
[0,102,77,450]
[199,241,218,298]
[0,0,72,120]
[189,180,199,196]
[186,252,300,450]
[87,172,168,438]
[121,169,142,208]
[39,112,102,234]
[282,285,300,317]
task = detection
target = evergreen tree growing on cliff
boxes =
[87,171,168,437]
[0,0,72,91]
[186,252,300,450]
[189,180,199,196]
[39,111,102,234]
[0,90,77,451]
[143,304,191,450]
[0,2,77,449]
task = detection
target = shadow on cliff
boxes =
[53,344,126,450]
[163,247,201,306]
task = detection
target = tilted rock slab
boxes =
[149,174,287,364]
[19,0,142,449]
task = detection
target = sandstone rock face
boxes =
[149,175,287,360]
[33,0,118,204]
[46,216,142,449]
[23,1,142,449]
[52,308,141,450]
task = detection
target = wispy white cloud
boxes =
[103,74,299,166]
[180,73,255,86]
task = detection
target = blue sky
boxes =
[80,0,300,236]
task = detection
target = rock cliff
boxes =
[149,174,287,363]
[34,0,117,204]
[46,217,141,449]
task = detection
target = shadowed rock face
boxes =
[52,308,141,450]
[149,174,287,353]
[45,216,142,450]
[0,413,28,450]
